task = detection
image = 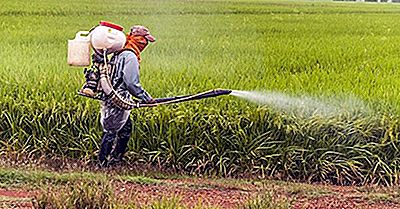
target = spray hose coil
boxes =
[92,51,232,110]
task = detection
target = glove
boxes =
[146,98,156,104]
[92,52,104,64]
[143,98,156,104]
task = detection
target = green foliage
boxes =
[32,179,215,209]
[33,179,114,209]
[0,167,106,186]
[0,167,166,188]
[2,0,400,185]
[240,192,292,209]
[117,175,162,185]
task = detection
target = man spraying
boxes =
[73,22,232,167]
[93,25,156,167]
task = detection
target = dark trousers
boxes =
[98,117,132,164]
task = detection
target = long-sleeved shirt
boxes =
[109,50,152,103]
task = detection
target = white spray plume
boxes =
[230,90,370,118]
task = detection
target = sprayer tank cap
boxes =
[99,21,124,31]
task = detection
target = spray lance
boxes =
[67,21,232,110]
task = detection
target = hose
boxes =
[98,50,231,110]
[98,50,140,110]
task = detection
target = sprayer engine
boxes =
[79,65,102,99]
[68,21,125,99]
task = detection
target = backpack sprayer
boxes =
[67,21,232,110]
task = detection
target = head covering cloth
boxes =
[124,25,155,63]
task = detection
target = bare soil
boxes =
[1,156,399,208]
[0,189,33,209]
[1,179,400,208]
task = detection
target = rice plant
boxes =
[2,0,400,184]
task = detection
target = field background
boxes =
[1,0,400,185]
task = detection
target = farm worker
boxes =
[97,25,156,167]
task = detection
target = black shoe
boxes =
[108,158,127,167]
[97,160,108,169]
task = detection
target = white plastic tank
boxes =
[90,21,126,54]
[67,31,91,66]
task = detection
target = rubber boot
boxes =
[110,118,132,164]
[98,132,116,167]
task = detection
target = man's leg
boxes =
[98,131,117,166]
[99,103,131,166]
[111,117,132,162]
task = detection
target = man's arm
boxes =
[122,53,153,102]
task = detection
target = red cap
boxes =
[99,21,124,31]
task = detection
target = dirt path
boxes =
[294,196,399,209]
[1,179,399,209]
[115,182,253,208]
[289,183,400,209]
[0,189,33,209]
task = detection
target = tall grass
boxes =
[33,180,114,209]
[2,0,400,184]
[33,179,289,209]
[240,192,292,209]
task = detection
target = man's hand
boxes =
[146,98,156,104]
[139,98,156,105]
[92,52,104,64]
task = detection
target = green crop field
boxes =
[2,0,400,185]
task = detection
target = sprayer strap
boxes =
[109,51,132,90]
[115,48,136,56]
[112,58,123,90]
[112,78,123,90]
